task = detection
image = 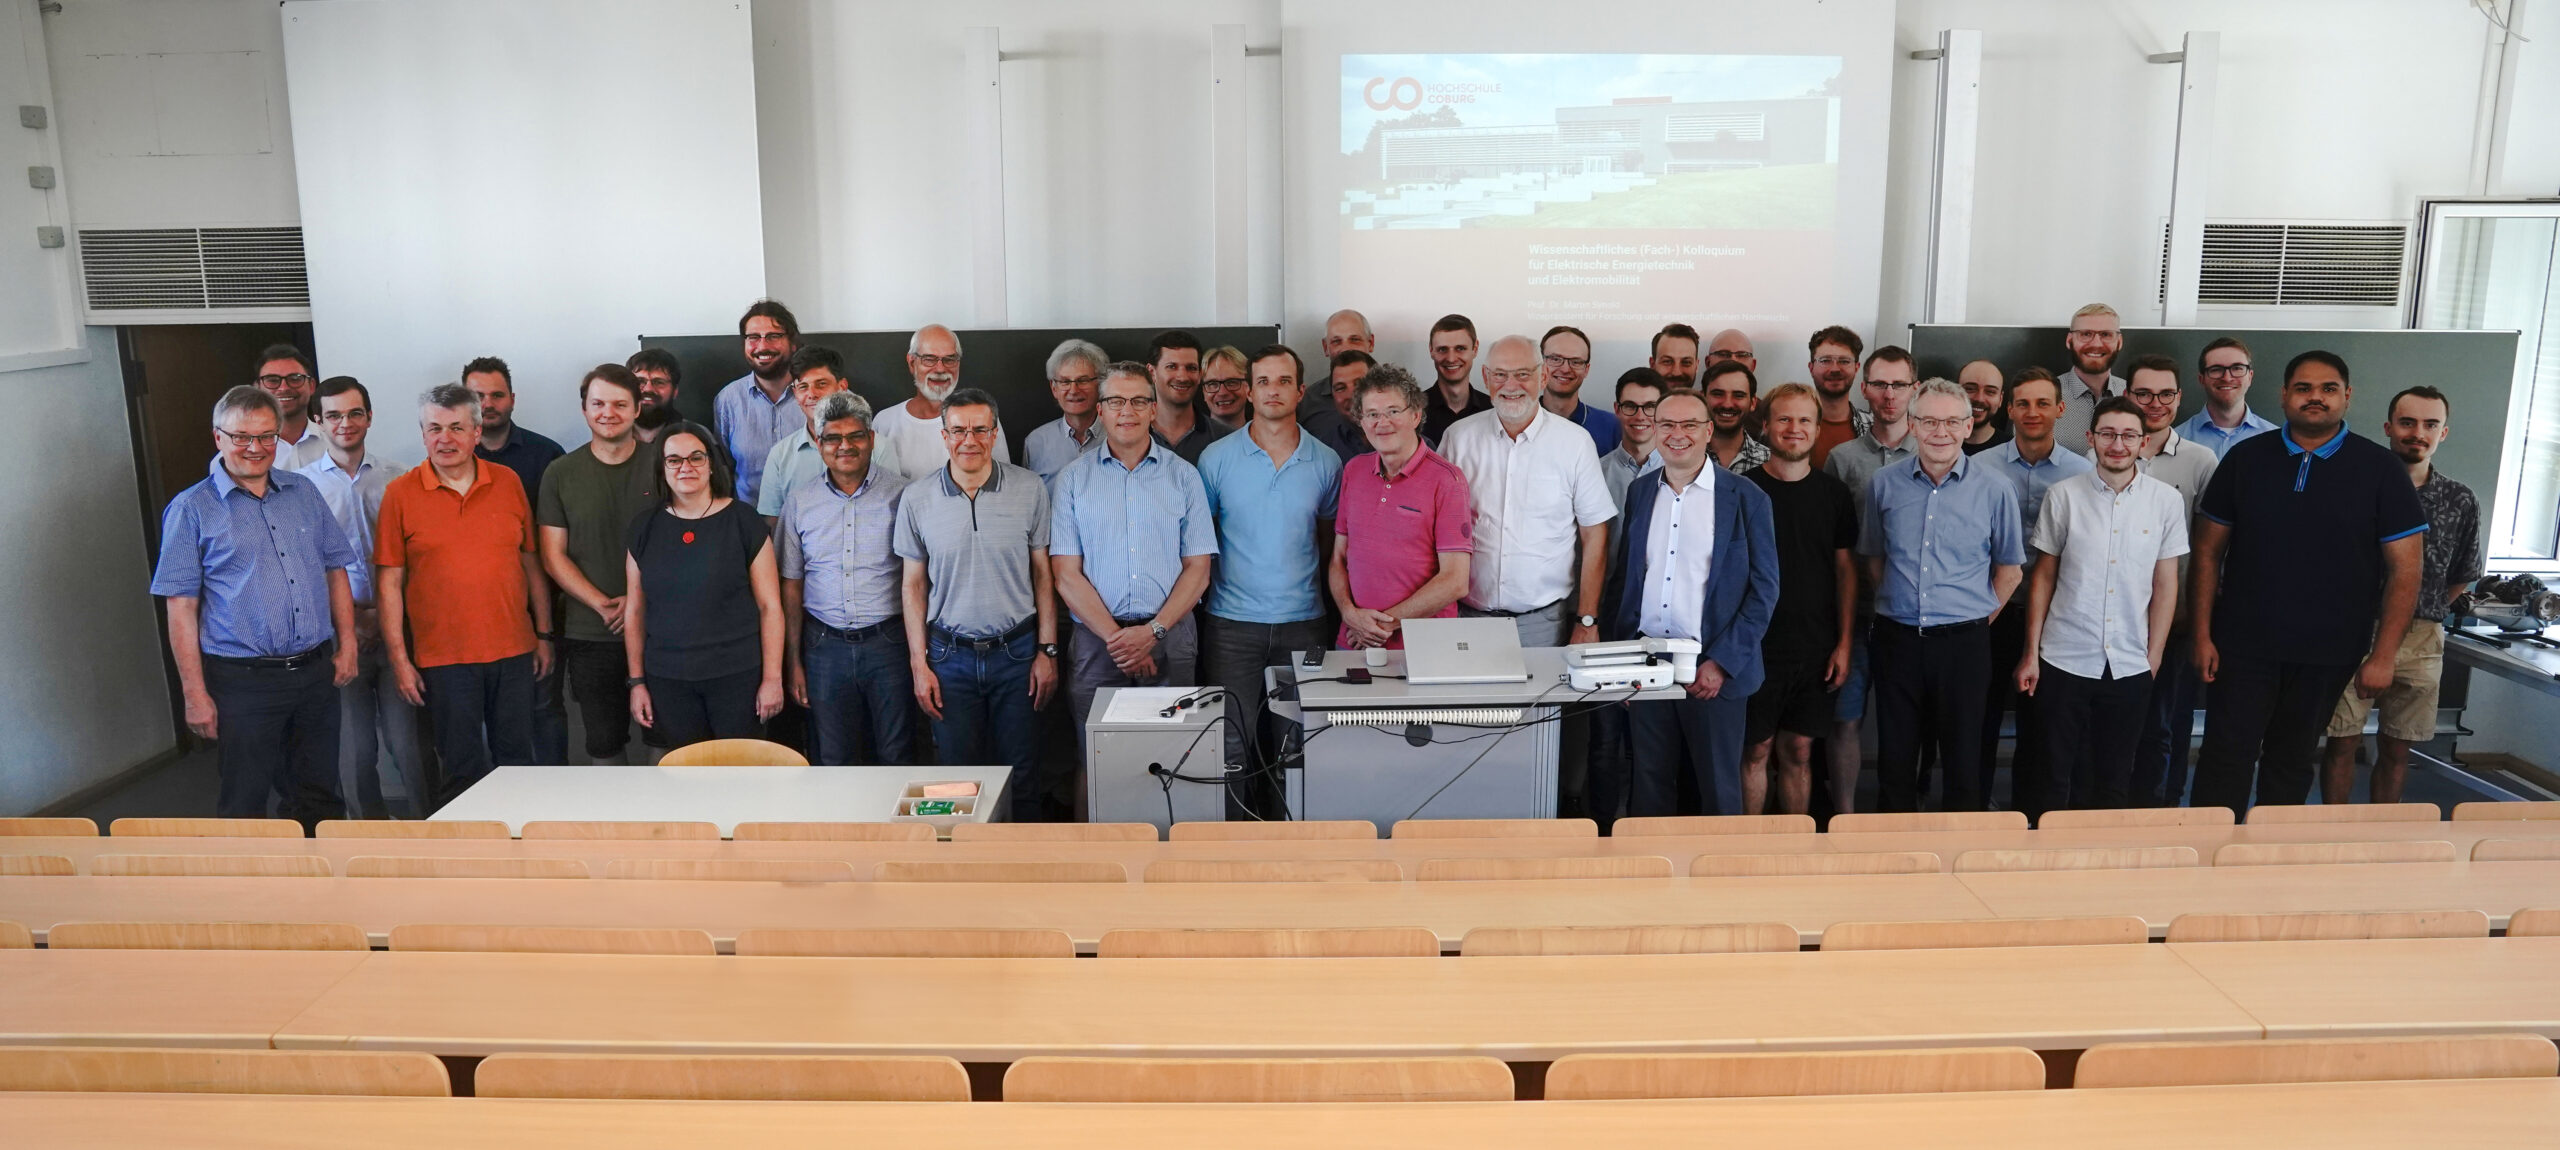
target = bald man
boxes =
[868,324,1011,480]
[1706,329,1757,374]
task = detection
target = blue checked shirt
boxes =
[1048,441,1219,620]
[150,461,359,658]
[714,372,803,507]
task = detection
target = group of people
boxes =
[149,298,2480,830]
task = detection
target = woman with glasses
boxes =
[622,421,785,749]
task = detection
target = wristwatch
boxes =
[1149,621,1169,641]
[1577,614,1598,629]
[1038,642,1062,659]
[625,675,647,689]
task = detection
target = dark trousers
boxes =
[561,639,633,761]
[646,669,763,749]
[203,649,343,831]
[1200,613,1329,820]
[1980,607,2042,813]
[1871,618,1993,812]
[1628,693,1748,818]
[418,652,535,806]
[2192,652,2357,812]
[802,618,914,766]
[531,652,568,765]
[926,628,1046,820]
[1586,702,1634,829]
[2037,662,2153,814]
[2131,642,2202,806]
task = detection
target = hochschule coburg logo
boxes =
[1362,76,1423,111]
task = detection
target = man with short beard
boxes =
[1959,359,2009,454]
[1146,330,1231,464]
[1649,323,1702,387]
[2052,302,2126,448]
[714,299,804,507]
[1820,346,1918,804]
[625,348,683,443]
[538,366,662,765]
[1700,361,1768,473]
[255,345,329,470]
[1740,384,1856,817]
[1538,325,1619,455]
[1804,326,1869,470]
[1439,336,1616,651]
[869,325,1011,481]
[1420,314,1490,445]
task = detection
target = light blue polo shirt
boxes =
[1197,423,1342,624]
[1048,440,1219,620]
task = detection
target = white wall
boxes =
[0,1,82,364]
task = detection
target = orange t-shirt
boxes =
[375,460,538,668]
[1810,417,1859,472]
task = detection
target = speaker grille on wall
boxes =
[2158,221,2408,309]
[80,226,309,313]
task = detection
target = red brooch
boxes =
[682,531,696,544]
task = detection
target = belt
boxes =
[806,614,902,643]
[929,618,1037,651]
[1467,598,1563,619]
[1876,616,1990,638]
[206,642,332,671]
[1112,616,1162,630]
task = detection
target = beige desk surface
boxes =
[4,1079,2554,1149]
[1955,860,2560,931]
[2169,935,2560,1040]
[0,948,365,1048]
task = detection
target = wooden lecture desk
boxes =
[0,947,367,1048]
[2166,935,2560,1040]
[1952,860,2560,932]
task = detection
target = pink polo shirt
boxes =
[1335,445,1474,649]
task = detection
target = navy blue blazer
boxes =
[1599,466,1780,697]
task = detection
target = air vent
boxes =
[80,226,309,312]
[2157,221,2408,308]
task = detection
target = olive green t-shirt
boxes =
[536,440,663,642]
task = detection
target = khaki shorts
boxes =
[2326,625,2444,743]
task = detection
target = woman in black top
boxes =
[622,423,784,748]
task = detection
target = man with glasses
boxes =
[1538,325,1619,455]
[1821,345,1919,802]
[254,345,329,470]
[1978,371,2093,817]
[624,349,683,442]
[1587,366,1668,823]
[1649,323,1703,387]
[1442,336,1617,651]
[2053,303,2127,448]
[1301,350,1374,461]
[1421,314,1491,445]
[758,345,901,525]
[299,377,422,816]
[1201,346,1253,433]
[778,390,913,766]
[1147,330,1230,464]
[714,299,803,507]
[873,325,1011,481]
[2176,337,2277,459]
[1959,359,2010,455]
[155,387,361,829]
[1025,339,1107,484]
[1331,364,1473,650]
[1706,329,1758,373]
[2110,354,2219,807]
[538,366,662,766]
[459,356,566,765]
[1702,361,1768,474]
[1805,326,1870,470]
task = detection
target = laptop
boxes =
[1400,616,1532,686]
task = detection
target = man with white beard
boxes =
[869,324,1011,481]
[1439,335,1617,650]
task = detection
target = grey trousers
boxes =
[1069,615,1201,730]
[337,639,429,819]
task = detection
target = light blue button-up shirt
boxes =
[2175,406,2278,459]
[774,467,908,631]
[714,372,801,507]
[1856,453,2025,629]
[295,451,406,606]
[1049,440,1219,620]
[150,461,359,658]
[1197,424,1343,624]
[1981,437,2095,539]
[1024,415,1103,485]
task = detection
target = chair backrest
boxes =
[601,858,858,883]
[653,738,810,766]
[344,856,590,879]
[0,1047,450,1096]
[947,822,1158,842]
[1168,820,1377,841]
[2451,800,2560,822]
[2164,910,2491,943]
[1545,1047,2047,1100]
[731,821,936,842]
[1389,818,1598,839]
[734,928,1078,958]
[1001,1057,1512,1103]
[1612,814,1817,837]
[1457,923,1798,956]
[2508,908,2560,936]
[1954,846,2200,873]
[1828,811,2030,833]
[1097,927,1440,958]
[2035,807,2235,830]
[475,1053,968,1101]
[874,860,1127,883]
[2473,838,2560,862]
[0,817,97,837]
[314,820,511,839]
[1692,851,1941,877]
[1821,916,2150,951]
[1417,855,1672,881]
[2246,803,2442,825]
[1141,859,1401,883]
[2213,840,2456,866]
[387,924,717,955]
[108,818,301,838]
[90,854,332,878]
[46,921,370,951]
[0,922,31,948]
[518,821,721,841]
[0,855,72,876]
[2075,1034,2558,1088]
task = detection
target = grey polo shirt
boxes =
[892,461,1051,638]
[2052,369,2127,450]
[1822,426,1916,528]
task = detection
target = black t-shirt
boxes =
[1420,384,1492,446]
[1962,424,2013,456]
[628,499,768,681]
[1745,464,1859,663]
[2197,425,2428,667]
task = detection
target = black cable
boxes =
[1397,681,1600,822]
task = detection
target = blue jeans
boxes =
[926,627,1045,819]
[803,617,914,766]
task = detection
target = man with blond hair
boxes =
[2053,303,2127,448]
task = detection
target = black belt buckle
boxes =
[934,619,1034,652]
[812,615,900,643]
[1911,617,1988,638]
[216,642,330,671]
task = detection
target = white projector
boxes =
[1563,637,1700,692]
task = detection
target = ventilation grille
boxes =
[80,226,309,311]
[2157,221,2408,308]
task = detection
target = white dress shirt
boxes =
[276,421,329,471]
[295,450,408,606]
[2030,469,2190,679]
[1439,406,1617,613]
[1637,464,1716,642]
[868,397,1011,482]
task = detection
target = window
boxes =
[2413,198,2560,564]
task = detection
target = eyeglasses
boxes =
[911,354,961,369]
[1096,396,1158,412]
[1483,368,1539,384]
[2066,328,2122,341]
[743,333,792,345]
[664,452,712,471]
[2200,363,2253,378]
[218,430,279,449]
[1654,419,1709,435]
[2091,429,2146,444]
[1866,379,1915,392]
[1359,406,1411,424]
[1050,375,1099,389]
[1812,356,1858,369]
[1542,354,1589,370]
[944,426,998,439]
[2127,389,2181,403]
[817,432,872,449]
[1912,416,1969,432]
[317,409,370,423]
[1706,349,1753,362]
[255,373,314,388]
[1615,401,1659,417]
[1202,377,1248,390]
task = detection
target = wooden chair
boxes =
[344,856,590,879]
[1458,923,1798,956]
[0,817,97,837]
[1545,1047,2047,1100]
[2452,800,2560,822]
[0,922,31,948]
[476,1053,968,1101]
[90,854,333,878]
[2507,908,2560,936]
[601,858,857,882]
[0,1047,450,1096]
[1828,811,2029,833]
[732,821,936,842]
[0,855,72,876]
[1612,814,1816,836]
[2213,840,2456,866]
[875,860,1127,883]
[654,738,809,766]
[734,928,1077,958]
[948,822,1158,842]
[107,817,301,838]
[1169,820,1377,841]
[387,924,716,955]
[46,922,369,951]
[2075,1034,2558,1088]
[314,820,511,839]
[2035,807,2235,830]
[1821,916,2149,951]
[1142,859,1400,883]
[2246,802,2441,825]
[1389,818,1597,839]
[1691,851,1940,877]
[2473,838,2560,862]
[518,821,720,841]
[1002,1057,1512,1103]
[2165,910,2490,942]
[1953,846,2200,873]
[1097,927,1440,958]
[1416,855,1671,881]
